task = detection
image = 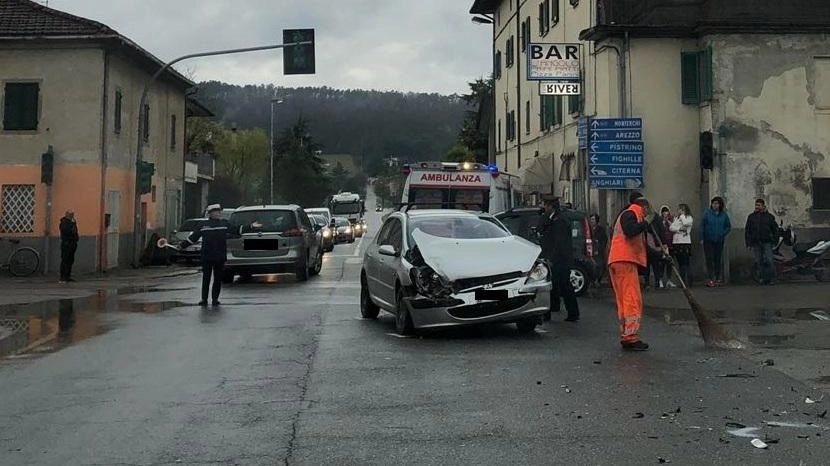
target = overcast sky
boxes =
[49,0,491,94]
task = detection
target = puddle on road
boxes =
[646,305,830,351]
[0,290,190,359]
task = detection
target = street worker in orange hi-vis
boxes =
[608,192,657,351]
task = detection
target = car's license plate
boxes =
[244,239,279,250]
[475,289,507,301]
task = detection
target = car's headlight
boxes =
[323,230,331,237]
[527,261,550,283]
[345,227,352,233]
[410,266,453,298]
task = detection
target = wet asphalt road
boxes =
[2,202,829,465]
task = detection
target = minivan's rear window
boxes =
[231,210,297,233]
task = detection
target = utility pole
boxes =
[131,40,311,266]
[270,97,284,204]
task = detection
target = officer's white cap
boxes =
[207,204,222,212]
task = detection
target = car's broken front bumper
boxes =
[404,279,551,330]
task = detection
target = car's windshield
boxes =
[179,219,207,232]
[331,202,361,215]
[306,209,330,220]
[310,215,326,226]
[409,215,509,240]
[231,210,296,233]
[334,218,351,227]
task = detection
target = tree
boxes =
[214,128,269,204]
[444,144,475,163]
[447,77,493,164]
[273,118,333,207]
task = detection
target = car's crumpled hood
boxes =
[411,230,541,281]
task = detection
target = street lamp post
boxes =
[270,98,284,204]
[132,40,311,267]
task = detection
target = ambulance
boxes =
[400,162,520,214]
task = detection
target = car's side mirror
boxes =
[378,245,398,257]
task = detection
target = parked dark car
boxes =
[309,214,335,252]
[495,207,596,296]
[169,218,208,264]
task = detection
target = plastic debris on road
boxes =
[751,438,768,449]
[809,310,830,321]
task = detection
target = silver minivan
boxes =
[224,205,323,282]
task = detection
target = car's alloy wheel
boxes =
[310,249,323,276]
[296,251,310,282]
[360,275,380,319]
[516,318,539,334]
[395,289,414,335]
[570,266,588,296]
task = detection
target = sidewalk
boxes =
[0,265,199,306]
[597,281,830,315]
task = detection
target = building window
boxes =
[497,119,502,152]
[3,82,39,131]
[539,2,550,36]
[0,184,36,233]
[506,110,517,141]
[114,90,123,134]
[681,47,713,105]
[551,0,560,27]
[813,178,830,210]
[142,104,150,142]
[495,51,503,79]
[170,115,177,151]
[540,95,563,130]
[525,101,531,134]
[568,95,580,115]
[506,36,515,68]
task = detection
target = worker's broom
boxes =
[648,224,743,349]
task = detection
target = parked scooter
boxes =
[773,224,830,281]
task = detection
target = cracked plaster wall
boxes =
[709,34,830,233]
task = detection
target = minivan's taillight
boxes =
[284,228,305,237]
[584,218,594,258]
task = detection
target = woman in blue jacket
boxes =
[701,196,732,287]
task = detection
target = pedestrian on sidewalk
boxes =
[59,210,78,283]
[659,205,676,287]
[670,203,694,286]
[745,198,779,285]
[701,196,732,287]
[590,214,609,285]
[608,192,653,351]
[646,213,666,289]
[179,204,234,306]
[539,197,580,322]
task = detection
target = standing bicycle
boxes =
[0,237,40,277]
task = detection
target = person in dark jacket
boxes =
[179,204,235,306]
[645,212,666,289]
[590,214,608,285]
[745,199,778,285]
[701,196,732,287]
[538,197,579,322]
[59,210,79,283]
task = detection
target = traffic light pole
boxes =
[131,41,311,267]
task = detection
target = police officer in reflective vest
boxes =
[179,204,233,306]
[608,193,655,351]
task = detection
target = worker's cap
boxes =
[206,204,222,213]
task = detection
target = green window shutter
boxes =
[681,52,700,105]
[538,3,545,34]
[553,95,563,126]
[3,83,39,130]
[568,95,580,115]
[700,47,713,101]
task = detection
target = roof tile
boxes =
[0,0,115,37]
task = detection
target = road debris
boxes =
[809,310,830,321]
[657,457,671,463]
[717,373,757,378]
[593,360,602,365]
[818,410,827,418]
[751,438,769,449]
[633,412,645,419]
[725,422,746,428]
[806,397,822,404]
[761,359,775,366]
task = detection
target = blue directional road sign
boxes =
[587,118,644,190]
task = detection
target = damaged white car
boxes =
[360,209,551,335]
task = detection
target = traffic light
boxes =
[283,29,315,75]
[138,161,155,195]
[41,145,54,185]
[700,131,714,170]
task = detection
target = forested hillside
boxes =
[194,82,467,174]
